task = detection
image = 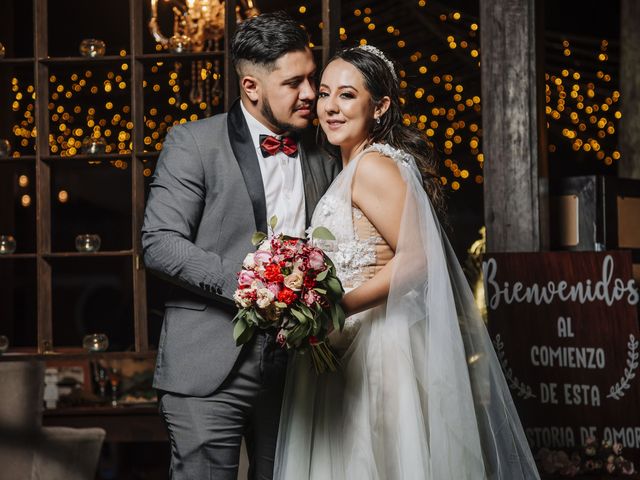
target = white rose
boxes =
[283,271,304,291]
[256,288,275,309]
[258,239,272,252]
[242,253,256,269]
[233,290,252,308]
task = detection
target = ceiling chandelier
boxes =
[149,0,260,110]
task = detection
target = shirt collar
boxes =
[240,100,280,154]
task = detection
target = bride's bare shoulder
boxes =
[353,149,404,191]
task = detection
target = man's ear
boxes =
[375,96,391,118]
[240,75,261,102]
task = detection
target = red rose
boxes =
[303,276,316,289]
[308,335,319,346]
[277,287,298,305]
[264,263,284,283]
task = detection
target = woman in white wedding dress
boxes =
[274,45,540,480]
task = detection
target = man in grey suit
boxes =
[141,12,339,480]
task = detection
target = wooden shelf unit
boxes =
[0,0,341,359]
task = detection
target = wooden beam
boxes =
[224,0,239,111]
[620,0,640,179]
[34,0,53,352]
[130,0,148,352]
[480,0,548,252]
[322,0,341,66]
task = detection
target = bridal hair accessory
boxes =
[357,44,398,81]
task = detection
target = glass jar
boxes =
[82,136,107,155]
[0,335,9,354]
[0,235,16,255]
[79,38,106,58]
[0,139,11,157]
[75,234,101,252]
[168,35,191,54]
[82,333,109,352]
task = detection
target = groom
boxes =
[142,12,338,480]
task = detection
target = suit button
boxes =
[216,286,223,295]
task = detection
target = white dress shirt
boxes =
[240,101,306,238]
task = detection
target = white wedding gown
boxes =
[274,144,540,480]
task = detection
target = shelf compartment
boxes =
[50,162,132,252]
[51,255,135,352]
[0,162,37,253]
[0,257,37,348]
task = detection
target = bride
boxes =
[274,45,540,479]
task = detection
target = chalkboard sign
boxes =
[484,251,640,461]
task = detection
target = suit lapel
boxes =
[299,142,321,228]
[227,99,268,233]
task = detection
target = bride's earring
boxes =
[376,117,381,125]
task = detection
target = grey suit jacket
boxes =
[142,100,339,396]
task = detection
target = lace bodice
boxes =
[310,143,411,348]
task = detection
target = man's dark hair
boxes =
[231,11,310,75]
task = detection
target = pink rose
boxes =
[254,250,272,265]
[238,270,256,286]
[613,443,623,455]
[276,329,287,347]
[308,250,325,270]
[267,282,281,297]
[303,290,320,306]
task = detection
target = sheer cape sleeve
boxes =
[274,144,540,480]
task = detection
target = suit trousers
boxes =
[158,331,288,480]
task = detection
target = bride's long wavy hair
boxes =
[318,46,445,213]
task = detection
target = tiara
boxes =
[357,44,398,81]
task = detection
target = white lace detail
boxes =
[311,203,377,289]
[367,142,414,167]
[311,144,411,348]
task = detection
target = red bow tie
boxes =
[259,134,299,158]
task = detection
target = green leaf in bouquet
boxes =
[313,287,327,295]
[251,231,267,246]
[326,276,344,300]
[299,303,314,319]
[330,302,346,332]
[311,226,336,241]
[275,301,288,309]
[324,256,336,269]
[233,316,255,345]
[232,308,247,324]
[290,308,308,324]
[315,269,329,282]
[286,324,308,347]
[269,215,279,231]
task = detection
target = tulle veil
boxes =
[274,144,540,479]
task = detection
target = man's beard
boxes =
[261,96,307,134]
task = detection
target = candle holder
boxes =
[168,35,191,54]
[81,136,106,155]
[0,235,16,255]
[0,139,11,157]
[0,335,9,354]
[82,333,109,352]
[75,234,101,253]
[79,38,106,57]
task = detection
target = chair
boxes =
[0,360,105,480]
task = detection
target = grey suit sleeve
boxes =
[141,125,236,304]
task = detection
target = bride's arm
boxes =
[340,152,407,316]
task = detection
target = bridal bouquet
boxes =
[232,217,345,373]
